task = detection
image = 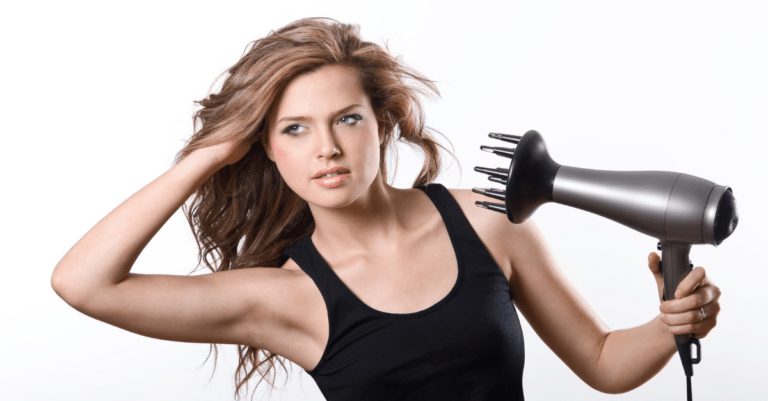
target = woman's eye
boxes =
[282,115,361,136]
[282,124,305,136]
[339,114,362,125]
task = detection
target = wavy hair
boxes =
[172,17,459,400]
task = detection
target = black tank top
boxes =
[283,183,525,400]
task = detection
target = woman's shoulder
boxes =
[444,186,529,239]
[443,187,515,282]
[444,187,509,234]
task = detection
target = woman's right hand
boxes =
[194,133,258,168]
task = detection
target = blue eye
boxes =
[339,114,362,125]
[282,124,304,136]
[281,114,362,137]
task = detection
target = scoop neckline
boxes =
[306,187,465,320]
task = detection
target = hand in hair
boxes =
[194,134,257,168]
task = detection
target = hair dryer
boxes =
[473,130,738,400]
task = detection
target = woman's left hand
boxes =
[647,252,722,339]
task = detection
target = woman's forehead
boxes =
[272,65,370,121]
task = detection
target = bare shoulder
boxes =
[447,188,558,279]
[444,188,515,282]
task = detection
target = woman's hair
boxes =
[172,17,459,400]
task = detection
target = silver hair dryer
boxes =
[473,130,738,400]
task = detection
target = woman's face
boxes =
[264,64,383,207]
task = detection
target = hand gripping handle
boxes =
[659,240,702,379]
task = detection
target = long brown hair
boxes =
[173,17,460,400]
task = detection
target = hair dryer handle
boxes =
[659,239,701,379]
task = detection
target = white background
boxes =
[2,1,766,400]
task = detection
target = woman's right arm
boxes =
[50,140,290,347]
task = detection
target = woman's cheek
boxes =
[273,142,296,177]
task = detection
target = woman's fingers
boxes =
[647,252,662,275]
[647,252,664,303]
[660,268,721,315]
[660,283,718,314]
[663,311,719,338]
[661,300,721,326]
[673,266,707,300]
[658,269,722,339]
[660,298,720,339]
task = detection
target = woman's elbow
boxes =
[587,375,642,395]
[51,268,88,310]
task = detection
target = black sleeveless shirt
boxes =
[283,183,525,400]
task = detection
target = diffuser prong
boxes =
[489,132,521,144]
[480,145,515,159]
[474,166,509,180]
[472,187,506,201]
[475,201,507,214]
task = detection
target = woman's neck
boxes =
[308,174,423,261]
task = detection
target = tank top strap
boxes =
[283,235,383,375]
[283,235,362,321]
[416,182,509,281]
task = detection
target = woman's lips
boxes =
[313,173,349,188]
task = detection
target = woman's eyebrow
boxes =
[277,104,362,124]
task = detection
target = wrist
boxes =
[656,313,678,353]
[186,147,228,172]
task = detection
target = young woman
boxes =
[51,17,722,400]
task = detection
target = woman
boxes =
[51,17,721,400]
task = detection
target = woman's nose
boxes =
[315,127,341,159]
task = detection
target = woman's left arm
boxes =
[598,251,721,393]
[500,219,721,394]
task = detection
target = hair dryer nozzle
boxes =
[502,130,562,223]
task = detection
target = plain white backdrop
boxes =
[2,1,766,400]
